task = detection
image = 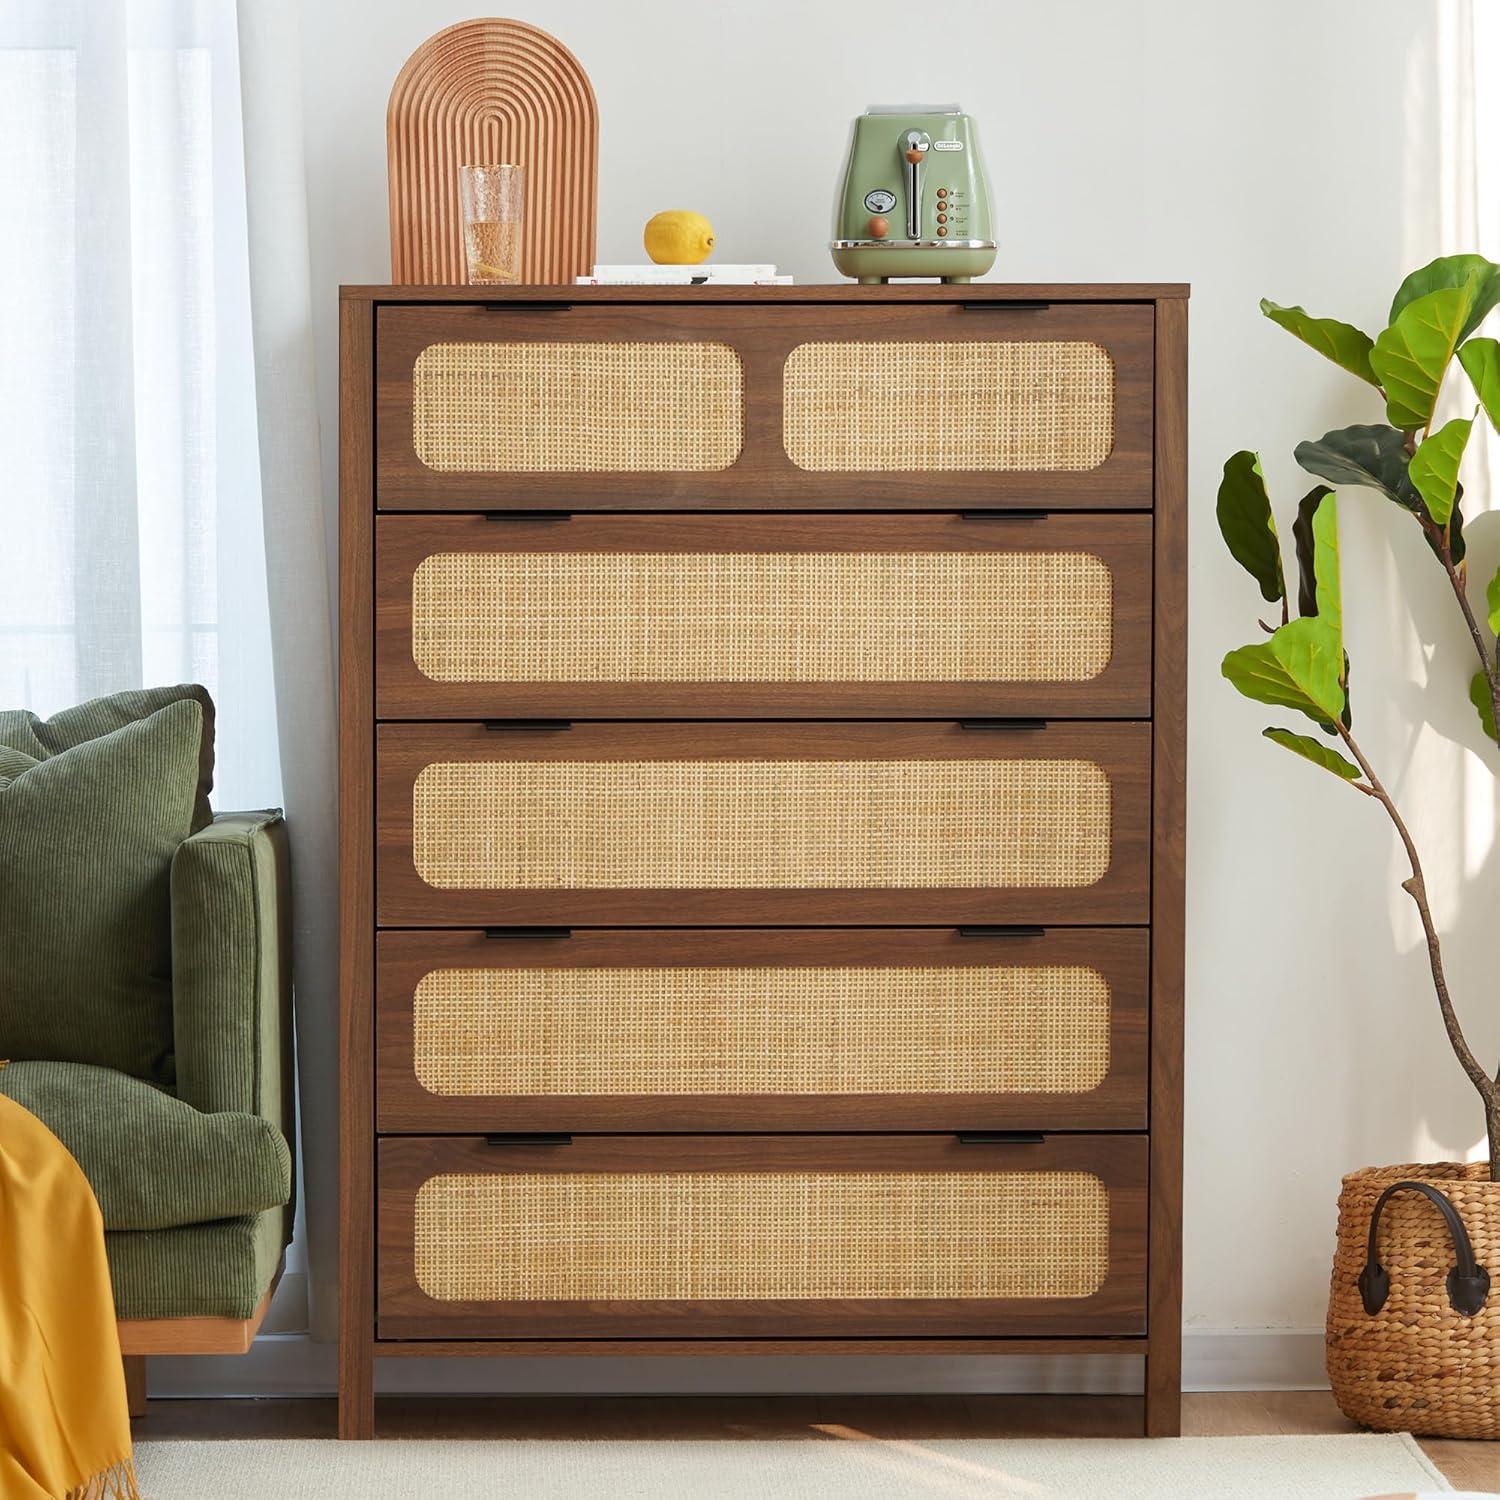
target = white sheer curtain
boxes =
[0,0,337,1338]
[0,0,279,808]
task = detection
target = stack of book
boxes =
[575,263,792,286]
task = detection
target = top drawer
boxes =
[374,302,1154,510]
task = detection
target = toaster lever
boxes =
[901,130,930,239]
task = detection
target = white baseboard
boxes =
[144,1329,1328,1400]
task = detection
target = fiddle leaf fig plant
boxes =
[1219,253,1500,1177]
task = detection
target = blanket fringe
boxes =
[65,1457,140,1500]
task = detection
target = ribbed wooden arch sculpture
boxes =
[387,18,598,285]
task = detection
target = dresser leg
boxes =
[338,1382,375,1440]
[1144,1343,1182,1437]
[338,1333,375,1439]
[122,1355,147,1419]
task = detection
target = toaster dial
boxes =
[863,188,897,214]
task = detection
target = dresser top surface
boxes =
[340,282,1189,305]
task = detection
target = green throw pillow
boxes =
[0,683,215,832]
[0,695,209,1083]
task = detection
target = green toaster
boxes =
[831,104,997,284]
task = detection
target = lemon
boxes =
[643,210,716,266]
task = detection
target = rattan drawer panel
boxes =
[417,759,1107,889]
[377,1134,1149,1338]
[375,929,1149,1131]
[375,722,1151,926]
[375,513,1152,719]
[413,341,743,473]
[785,341,1113,472]
[374,301,1154,509]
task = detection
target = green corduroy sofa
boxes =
[0,686,294,1362]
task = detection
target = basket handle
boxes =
[1358,1179,1491,1317]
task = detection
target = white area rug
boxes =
[134,1432,1452,1498]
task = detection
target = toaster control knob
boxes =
[867,216,889,239]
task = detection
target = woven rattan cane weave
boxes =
[783,340,1114,472]
[413,341,743,473]
[411,757,1111,890]
[413,963,1110,1097]
[411,550,1113,685]
[414,1169,1110,1303]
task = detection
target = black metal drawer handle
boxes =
[484,1133,573,1146]
[957,1132,1045,1146]
[960,509,1050,521]
[957,926,1045,938]
[961,301,1051,312]
[1358,1179,1490,1316]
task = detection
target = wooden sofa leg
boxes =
[122,1356,147,1418]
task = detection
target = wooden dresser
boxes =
[338,283,1187,1438]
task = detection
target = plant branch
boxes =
[1427,523,1500,747]
[1336,724,1500,1115]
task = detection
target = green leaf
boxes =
[1371,280,1484,430]
[1390,254,1500,342]
[1310,492,1342,640]
[1297,493,1349,732]
[1471,670,1497,742]
[1260,299,1378,385]
[1295,424,1464,567]
[1222,617,1346,726]
[1262,727,1362,781]
[1215,451,1285,604]
[1458,337,1500,432]
[1487,565,1500,637]
[1447,483,1468,566]
[1294,424,1420,509]
[1408,414,1474,527]
[1291,485,1335,619]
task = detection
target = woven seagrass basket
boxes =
[1326,1162,1500,1438]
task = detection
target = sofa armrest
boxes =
[170,810,292,1139]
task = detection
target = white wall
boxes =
[277,0,1500,1389]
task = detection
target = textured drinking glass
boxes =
[460,164,524,284]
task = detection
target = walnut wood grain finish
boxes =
[338,298,377,1440]
[375,720,1152,927]
[339,284,1186,1432]
[123,1356,147,1418]
[375,927,1149,1132]
[344,283,1190,305]
[386,19,598,285]
[1145,296,1188,1439]
[371,1337,1142,1357]
[374,512,1153,720]
[374,302,1154,510]
[376,1134,1148,1340]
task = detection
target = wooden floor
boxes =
[132,1391,1498,1491]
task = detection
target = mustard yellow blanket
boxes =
[0,1091,138,1499]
